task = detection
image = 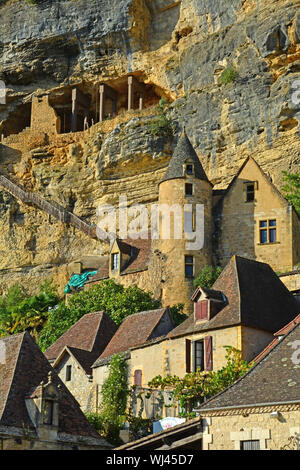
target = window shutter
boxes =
[204,336,213,371]
[185,339,191,373]
[134,369,142,386]
[195,301,208,321]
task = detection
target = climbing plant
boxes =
[282,171,300,217]
[147,346,253,417]
[98,353,129,445]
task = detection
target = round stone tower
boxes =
[157,129,213,314]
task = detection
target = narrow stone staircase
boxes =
[0,174,102,241]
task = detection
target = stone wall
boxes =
[55,353,97,413]
[216,157,297,273]
[201,408,300,450]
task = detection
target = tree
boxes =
[0,280,59,339]
[193,265,222,289]
[147,346,253,416]
[38,280,161,351]
[282,171,300,216]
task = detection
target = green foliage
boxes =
[38,279,160,351]
[147,346,253,415]
[0,280,59,339]
[150,98,175,137]
[98,354,129,445]
[282,171,300,216]
[220,67,238,85]
[169,303,187,326]
[193,265,222,289]
[84,412,104,433]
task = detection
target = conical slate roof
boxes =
[162,130,210,183]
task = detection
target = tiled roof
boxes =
[0,332,108,442]
[161,129,210,183]
[45,312,117,373]
[199,321,300,410]
[168,256,300,338]
[87,237,152,283]
[254,313,300,363]
[93,308,171,367]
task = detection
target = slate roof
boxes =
[161,129,210,183]
[93,308,172,367]
[44,312,117,374]
[0,331,108,442]
[254,313,300,363]
[87,237,152,283]
[168,256,300,338]
[199,321,300,411]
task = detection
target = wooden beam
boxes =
[156,432,203,450]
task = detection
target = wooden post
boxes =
[71,88,78,133]
[128,76,134,111]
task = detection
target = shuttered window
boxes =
[204,336,213,371]
[195,300,208,321]
[194,340,204,371]
[186,339,191,373]
[134,369,142,386]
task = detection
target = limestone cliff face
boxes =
[0,0,299,293]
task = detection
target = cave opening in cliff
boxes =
[1,102,32,138]
[45,75,164,134]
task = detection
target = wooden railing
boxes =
[0,175,101,240]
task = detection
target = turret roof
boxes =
[161,129,210,183]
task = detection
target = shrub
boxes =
[193,265,223,289]
[220,67,238,85]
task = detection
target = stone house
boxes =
[92,307,175,413]
[44,312,117,412]
[195,320,300,450]
[118,319,300,451]
[125,255,300,418]
[215,156,300,274]
[85,132,300,314]
[0,332,111,450]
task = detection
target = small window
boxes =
[185,183,193,196]
[246,183,255,202]
[66,365,72,382]
[111,253,119,270]
[43,400,54,425]
[259,219,277,244]
[134,369,142,386]
[185,255,194,278]
[194,340,204,371]
[240,440,260,450]
[186,164,194,175]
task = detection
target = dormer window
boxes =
[186,164,194,176]
[43,399,54,425]
[195,300,208,321]
[111,253,119,271]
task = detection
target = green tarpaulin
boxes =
[64,271,97,294]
